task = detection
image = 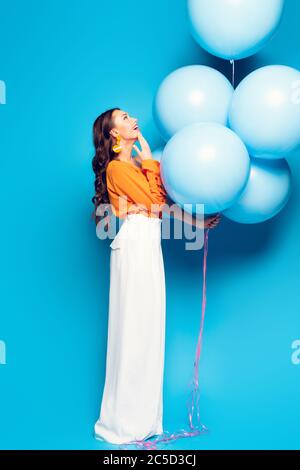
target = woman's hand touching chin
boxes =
[133,131,153,162]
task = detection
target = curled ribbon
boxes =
[119,228,211,450]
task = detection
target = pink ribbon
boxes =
[119,228,210,450]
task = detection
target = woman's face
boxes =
[110,109,139,141]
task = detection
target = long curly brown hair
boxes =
[91,107,120,228]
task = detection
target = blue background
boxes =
[0,0,299,450]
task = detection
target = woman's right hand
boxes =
[132,131,153,162]
[204,213,221,229]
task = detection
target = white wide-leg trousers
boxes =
[94,213,166,445]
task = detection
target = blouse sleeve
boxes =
[106,160,167,218]
[141,159,168,201]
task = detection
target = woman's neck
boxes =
[115,141,134,162]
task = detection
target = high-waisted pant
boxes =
[94,213,166,444]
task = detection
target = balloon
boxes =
[229,65,300,159]
[151,147,164,162]
[223,157,292,223]
[187,0,285,60]
[160,122,251,215]
[151,147,172,220]
[153,65,233,141]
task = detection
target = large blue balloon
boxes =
[229,65,300,159]
[153,65,233,141]
[160,122,250,215]
[223,157,291,224]
[151,147,164,163]
[151,147,173,220]
[187,0,285,60]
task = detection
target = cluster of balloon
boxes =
[132,0,300,451]
[153,0,299,225]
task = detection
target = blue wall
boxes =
[0,0,299,450]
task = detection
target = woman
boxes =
[91,108,220,445]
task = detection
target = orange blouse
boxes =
[106,158,168,219]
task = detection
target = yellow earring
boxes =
[112,134,122,153]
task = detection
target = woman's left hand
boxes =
[204,213,221,229]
